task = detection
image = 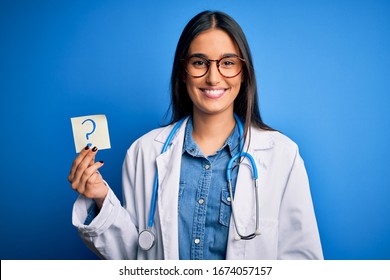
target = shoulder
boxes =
[126,126,166,156]
[126,120,186,157]
[250,127,306,173]
[250,127,299,153]
[133,126,167,146]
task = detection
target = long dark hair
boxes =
[168,10,273,140]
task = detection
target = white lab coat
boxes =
[73,118,323,259]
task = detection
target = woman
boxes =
[69,11,323,260]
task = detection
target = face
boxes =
[184,28,242,118]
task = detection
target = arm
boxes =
[69,146,139,259]
[72,187,139,259]
[277,148,323,259]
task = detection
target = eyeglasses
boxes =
[182,54,245,78]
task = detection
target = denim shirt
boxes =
[178,118,240,260]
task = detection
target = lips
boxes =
[201,88,227,99]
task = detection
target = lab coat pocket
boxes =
[244,219,279,259]
[219,190,232,227]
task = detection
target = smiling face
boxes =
[184,28,242,118]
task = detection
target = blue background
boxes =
[1,0,389,260]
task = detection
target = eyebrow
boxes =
[188,53,240,59]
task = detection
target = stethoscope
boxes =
[138,114,261,251]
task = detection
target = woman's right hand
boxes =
[68,146,108,209]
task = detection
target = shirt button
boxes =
[204,164,210,170]
[194,238,200,244]
[198,198,204,205]
[227,197,231,202]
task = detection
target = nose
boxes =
[206,61,221,85]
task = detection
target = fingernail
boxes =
[92,146,98,152]
[84,145,90,150]
[99,161,104,164]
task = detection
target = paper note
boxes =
[70,114,111,152]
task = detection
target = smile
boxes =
[201,88,227,99]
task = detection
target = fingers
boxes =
[68,145,91,182]
[77,160,105,195]
[68,146,98,186]
[68,146,108,200]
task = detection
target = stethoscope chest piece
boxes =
[138,229,156,251]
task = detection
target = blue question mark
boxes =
[81,118,96,147]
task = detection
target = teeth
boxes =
[203,89,224,95]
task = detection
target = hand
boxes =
[68,146,108,209]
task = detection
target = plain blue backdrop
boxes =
[1,0,389,260]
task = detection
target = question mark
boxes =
[81,118,96,147]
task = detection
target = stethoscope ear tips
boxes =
[234,235,241,241]
[255,229,261,235]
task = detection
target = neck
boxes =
[191,112,236,157]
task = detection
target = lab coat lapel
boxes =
[155,118,188,260]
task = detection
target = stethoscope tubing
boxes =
[148,118,186,228]
[141,114,260,250]
[227,151,260,240]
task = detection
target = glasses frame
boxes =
[181,54,245,78]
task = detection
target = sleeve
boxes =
[72,158,140,259]
[84,202,98,225]
[277,147,324,259]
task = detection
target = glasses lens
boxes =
[186,56,209,77]
[219,57,243,77]
[185,56,244,78]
